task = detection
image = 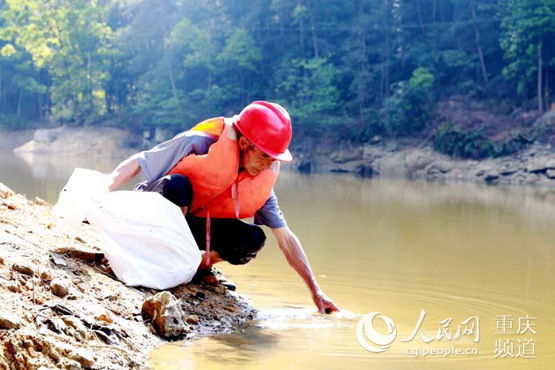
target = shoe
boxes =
[191,267,236,291]
[219,278,236,291]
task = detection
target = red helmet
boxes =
[235,101,293,162]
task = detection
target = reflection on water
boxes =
[0,151,133,201]
[1,151,554,369]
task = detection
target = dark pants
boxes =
[151,174,266,265]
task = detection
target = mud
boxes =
[0,185,255,369]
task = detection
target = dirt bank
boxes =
[0,184,255,369]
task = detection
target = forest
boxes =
[0,0,554,142]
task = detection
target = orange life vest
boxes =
[168,117,279,218]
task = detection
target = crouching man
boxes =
[108,101,339,314]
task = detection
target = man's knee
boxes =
[250,226,266,251]
[161,174,193,209]
[229,224,266,265]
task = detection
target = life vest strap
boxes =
[205,211,211,266]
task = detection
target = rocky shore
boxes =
[0,184,254,369]
[296,139,555,187]
[293,110,555,188]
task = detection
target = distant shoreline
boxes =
[4,114,555,188]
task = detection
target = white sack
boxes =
[55,169,201,290]
[53,168,112,227]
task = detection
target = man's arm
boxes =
[108,153,141,191]
[272,226,339,314]
[108,133,218,192]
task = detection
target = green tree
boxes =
[500,0,555,115]
[215,28,263,108]
[385,66,435,135]
[273,57,340,125]
[2,0,115,123]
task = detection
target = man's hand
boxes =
[313,290,340,314]
[272,226,340,314]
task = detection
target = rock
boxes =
[0,183,14,199]
[513,174,527,184]
[426,165,442,175]
[484,170,500,183]
[209,284,227,295]
[7,282,21,293]
[546,170,555,179]
[330,142,362,163]
[186,315,199,324]
[525,173,540,185]
[362,144,385,162]
[546,160,555,169]
[373,153,409,177]
[94,314,113,324]
[46,317,66,334]
[141,291,189,339]
[3,201,17,210]
[39,269,54,282]
[0,312,22,330]
[50,278,69,298]
[444,168,465,180]
[425,161,452,175]
[34,197,46,206]
[499,162,520,176]
[436,161,454,173]
[527,160,547,173]
[404,151,434,173]
[67,349,95,368]
[61,317,88,339]
[12,262,35,276]
[63,359,82,369]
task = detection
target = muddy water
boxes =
[1,152,554,369]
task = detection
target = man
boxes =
[108,101,339,314]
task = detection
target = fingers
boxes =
[317,298,340,314]
[322,302,340,314]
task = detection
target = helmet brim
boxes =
[234,120,293,162]
[266,148,293,162]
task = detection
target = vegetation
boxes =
[433,124,536,159]
[0,0,554,138]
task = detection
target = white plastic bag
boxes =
[55,169,201,290]
[53,168,111,227]
[84,191,201,290]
